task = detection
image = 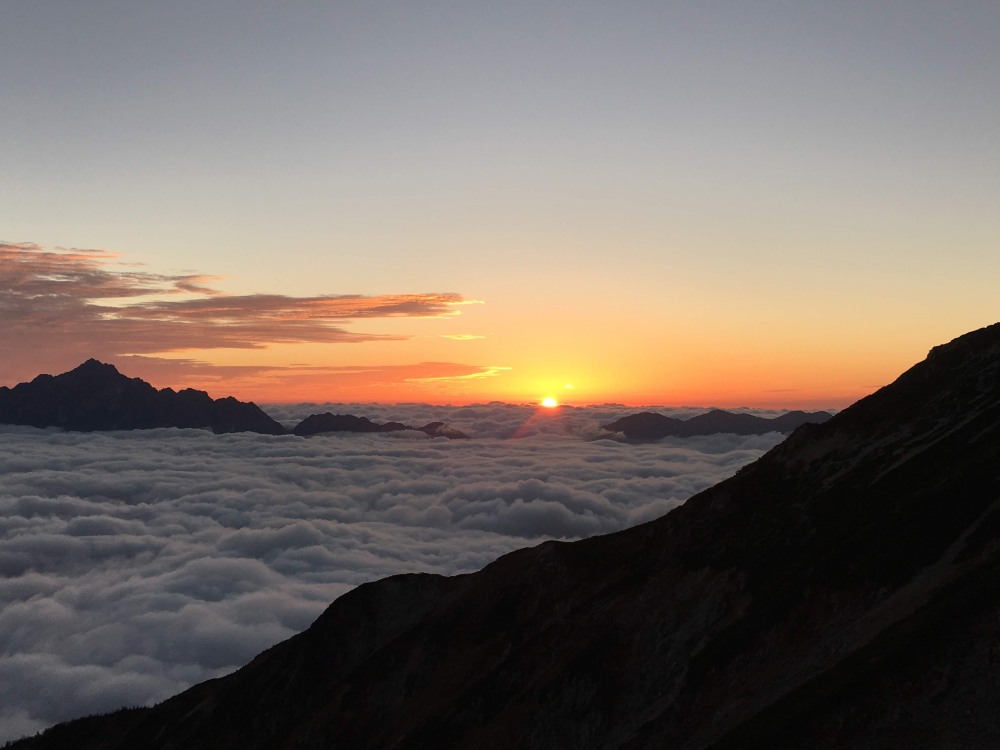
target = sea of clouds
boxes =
[0,403,793,742]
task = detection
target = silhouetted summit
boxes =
[291,413,409,436]
[12,323,1000,749]
[292,412,469,439]
[0,360,285,435]
[0,362,471,440]
[416,421,469,439]
[601,408,831,439]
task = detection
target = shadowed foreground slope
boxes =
[11,323,1000,749]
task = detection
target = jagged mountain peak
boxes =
[0,361,284,435]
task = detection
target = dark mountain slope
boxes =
[601,408,831,439]
[291,413,411,435]
[0,359,285,435]
[11,322,1000,749]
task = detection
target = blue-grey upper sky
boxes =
[1,1,998,404]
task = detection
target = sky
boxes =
[2,1,998,407]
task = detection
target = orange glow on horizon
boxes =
[6,244,994,413]
[99,340,901,411]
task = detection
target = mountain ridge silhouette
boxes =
[601,408,832,439]
[0,359,285,435]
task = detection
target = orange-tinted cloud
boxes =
[0,243,478,388]
[113,357,508,402]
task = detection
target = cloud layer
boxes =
[0,414,785,741]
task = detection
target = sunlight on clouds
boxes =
[439,299,485,317]
[404,365,511,384]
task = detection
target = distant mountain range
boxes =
[0,360,828,442]
[12,322,1000,748]
[601,408,832,439]
[0,360,469,439]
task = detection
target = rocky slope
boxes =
[10,323,1000,749]
[601,408,832,440]
[0,360,284,435]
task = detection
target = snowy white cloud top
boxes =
[0,406,787,741]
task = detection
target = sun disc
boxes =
[542,397,557,407]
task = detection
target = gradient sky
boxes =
[2,1,998,407]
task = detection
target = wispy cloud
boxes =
[115,360,512,402]
[404,365,510,383]
[0,243,484,388]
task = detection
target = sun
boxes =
[541,397,558,408]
